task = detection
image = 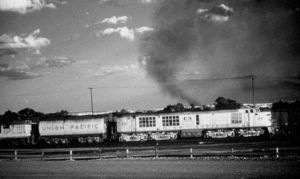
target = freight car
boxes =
[271,111,300,137]
[0,113,116,147]
[116,108,273,142]
[38,116,107,145]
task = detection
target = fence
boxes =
[0,146,299,161]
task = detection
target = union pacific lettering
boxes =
[70,123,99,130]
[41,125,64,131]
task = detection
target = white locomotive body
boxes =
[0,120,33,145]
[117,108,272,141]
[0,120,32,139]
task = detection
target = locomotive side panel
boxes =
[117,116,136,133]
[197,113,212,128]
[180,114,195,130]
[253,111,272,127]
[210,112,232,128]
[39,120,64,136]
[64,118,106,135]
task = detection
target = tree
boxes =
[1,110,19,127]
[18,108,43,120]
[163,103,185,112]
[214,97,241,110]
[45,110,69,117]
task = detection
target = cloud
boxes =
[138,0,153,3]
[197,3,234,23]
[64,33,81,42]
[99,26,154,41]
[34,56,75,68]
[0,29,50,50]
[0,64,42,80]
[0,49,17,58]
[135,26,154,33]
[99,27,135,41]
[48,0,67,5]
[98,16,129,25]
[90,63,140,77]
[98,0,128,7]
[0,56,75,80]
[0,0,62,14]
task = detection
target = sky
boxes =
[0,0,299,114]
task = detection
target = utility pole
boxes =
[88,87,94,115]
[251,75,255,107]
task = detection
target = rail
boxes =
[0,146,299,161]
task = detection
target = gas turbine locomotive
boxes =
[0,108,273,146]
[0,115,111,146]
[117,108,272,142]
[38,116,108,145]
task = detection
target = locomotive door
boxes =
[107,121,117,141]
[182,116,194,129]
[245,109,254,127]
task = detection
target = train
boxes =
[117,108,272,141]
[0,107,274,146]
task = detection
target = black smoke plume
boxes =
[140,0,300,104]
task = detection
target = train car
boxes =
[116,108,272,141]
[0,120,34,146]
[38,116,107,145]
[272,111,300,137]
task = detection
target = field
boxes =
[0,159,299,178]
[1,138,299,178]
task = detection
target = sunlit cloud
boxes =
[0,29,50,51]
[98,26,154,41]
[135,26,154,33]
[100,27,135,41]
[138,0,153,3]
[197,3,234,23]
[97,16,129,25]
[0,0,68,14]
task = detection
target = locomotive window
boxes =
[231,113,242,124]
[162,116,180,126]
[139,117,156,127]
[245,110,248,113]
[250,109,253,113]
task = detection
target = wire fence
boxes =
[0,146,299,161]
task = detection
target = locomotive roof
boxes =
[116,108,257,117]
[39,114,108,121]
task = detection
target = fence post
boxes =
[231,148,234,158]
[190,148,193,159]
[276,147,279,159]
[41,151,44,161]
[14,150,18,160]
[155,142,158,159]
[70,150,74,161]
[126,149,129,158]
[99,149,101,159]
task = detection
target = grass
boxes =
[0,159,299,178]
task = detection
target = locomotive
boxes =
[117,108,273,142]
[0,107,274,146]
[0,114,115,146]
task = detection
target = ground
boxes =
[0,159,299,178]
